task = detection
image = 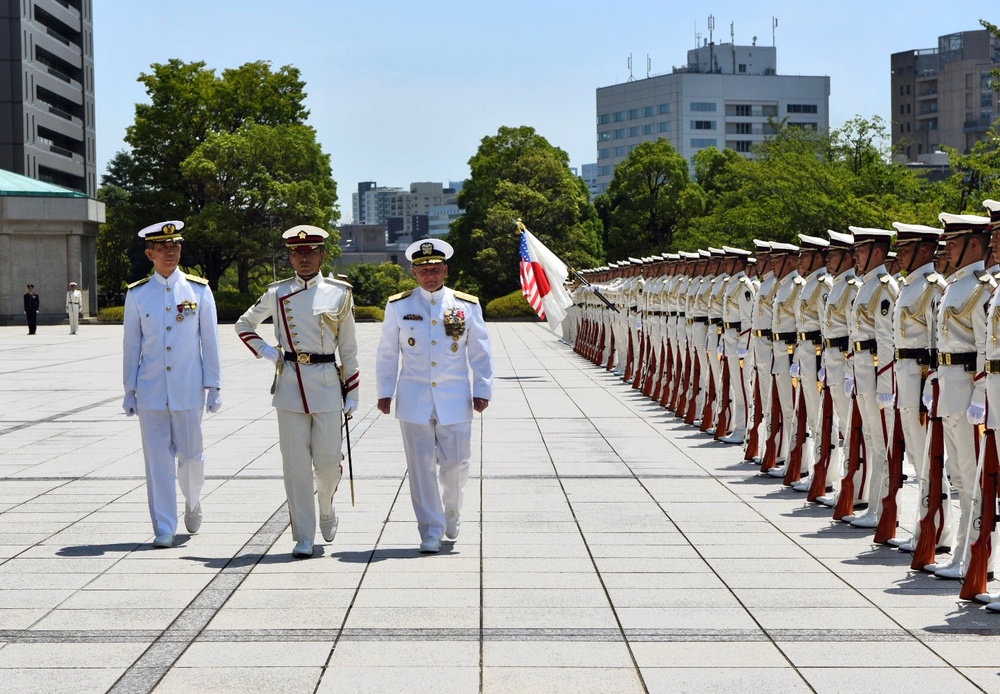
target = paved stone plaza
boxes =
[1,321,1000,693]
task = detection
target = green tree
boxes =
[344,262,417,307]
[99,59,337,290]
[449,125,603,301]
[595,138,702,258]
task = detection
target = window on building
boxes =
[734,104,751,117]
[788,122,818,131]
[982,92,994,108]
[628,126,640,137]
[906,122,911,132]
[598,114,611,125]
[733,141,752,152]
[627,108,640,120]
[658,122,671,133]
[613,111,624,122]
[762,105,778,117]
[691,102,717,112]
[738,64,747,73]
[598,148,611,159]
[614,146,626,157]
[735,122,752,135]
[691,138,717,148]
[599,131,611,141]
[643,124,655,135]
[613,129,625,139]
[900,104,905,115]
[787,104,818,114]
[983,71,994,88]
[658,103,670,114]
[643,106,655,117]
[599,165,614,176]
[691,120,716,130]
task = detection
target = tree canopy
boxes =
[447,126,603,302]
[98,59,337,291]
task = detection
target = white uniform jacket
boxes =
[235,274,359,414]
[770,271,801,374]
[821,269,858,385]
[892,263,944,409]
[722,272,755,353]
[376,286,493,426]
[848,265,898,396]
[935,261,994,417]
[66,289,82,313]
[123,269,221,411]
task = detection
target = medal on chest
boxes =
[443,307,466,344]
[176,300,197,322]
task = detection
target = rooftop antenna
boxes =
[627,53,634,82]
[772,17,778,47]
[646,54,651,78]
[731,23,736,73]
[708,14,714,43]
[694,20,701,50]
[708,15,714,73]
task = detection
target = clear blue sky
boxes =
[94,1,992,222]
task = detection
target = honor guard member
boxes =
[842,227,898,527]
[688,251,713,422]
[747,241,776,460]
[123,221,222,548]
[816,230,859,506]
[766,241,801,476]
[235,225,360,558]
[23,284,39,335]
[375,239,494,554]
[924,212,995,578]
[789,235,832,490]
[706,248,729,429]
[66,282,82,334]
[886,223,947,552]
[720,246,754,443]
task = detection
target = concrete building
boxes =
[351,181,377,225]
[0,169,104,326]
[891,29,1000,161]
[595,41,829,193]
[581,163,600,199]
[352,181,461,243]
[0,0,97,197]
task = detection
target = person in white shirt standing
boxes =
[66,281,82,334]
[375,238,494,554]
[122,221,222,548]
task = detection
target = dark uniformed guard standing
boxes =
[235,225,360,558]
[23,284,39,335]
[122,221,222,548]
[375,238,494,554]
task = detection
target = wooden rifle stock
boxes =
[714,355,732,439]
[834,396,865,519]
[783,384,807,486]
[663,344,681,407]
[912,382,945,570]
[961,427,998,599]
[808,384,834,501]
[652,342,667,401]
[631,328,646,388]
[624,327,635,382]
[684,353,702,424]
[700,352,717,432]
[874,406,906,544]
[642,336,657,397]
[674,349,690,414]
[760,377,782,473]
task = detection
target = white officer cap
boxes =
[138,220,184,242]
[628,256,644,264]
[828,229,854,248]
[722,246,751,257]
[752,239,772,251]
[892,222,941,245]
[406,237,454,265]
[708,247,726,256]
[679,251,700,260]
[938,213,991,240]
[282,225,329,249]
[983,199,1000,225]
[665,253,681,260]
[847,227,894,246]
[797,234,829,251]
[697,249,711,258]
[769,241,800,256]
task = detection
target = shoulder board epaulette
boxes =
[793,276,806,285]
[185,273,209,285]
[453,290,479,304]
[738,275,751,284]
[846,277,857,285]
[924,273,939,284]
[325,277,354,290]
[878,273,891,284]
[975,270,992,283]
[388,290,412,303]
[127,276,151,289]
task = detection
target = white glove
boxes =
[736,347,749,358]
[967,402,986,425]
[789,362,800,379]
[343,398,358,416]
[817,367,826,382]
[206,388,222,414]
[260,345,279,364]
[922,372,936,410]
[122,391,137,417]
[844,376,855,397]
[717,344,725,356]
[876,392,895,409]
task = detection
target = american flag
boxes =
[520,231,550,320]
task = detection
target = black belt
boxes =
[853,339,877,353]
[939,351,976,370]
[987,359,1000,374]
[753,329,772,338]
[895,348,932,364]
[708,317,722,325]
[284,351,338,365]
[672,311,685,317]
[774,331,797,344]
[723,321,741,330]
[688,316,708,324]
[797,330,822,344]
[824,336,849,350]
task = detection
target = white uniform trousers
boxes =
[68,309,79,334]
[827,378,852,492]
[856,391,888,512]
[726,354,748,434]
[943,414,979,567]
[751,342,773,452]
[773,369,794,462]
[795,359,822,478]
[401,417,471,542]
[137,408,205,536]
[276,409,343,542]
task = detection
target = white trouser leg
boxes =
[899,406,927,536]
[137,408,204,536]
[727,355,747,432]
[277,409,342,542]
[401,418,471,541]
[943,414,978,565]
[68,309,79,334]
[774,370,794,461]
[857,391,888,512]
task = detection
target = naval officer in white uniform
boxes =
[66,282,82,334]
[235,225,360,558]
[122,220,222,548]
[375,238,494,553]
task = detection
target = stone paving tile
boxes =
[155,666,322,693]
[630,640,789,668]
[484,667,645,694]
[318,666,478,694]
[0,668,125,694]
[640,667,811,693]
[800,667,985,693]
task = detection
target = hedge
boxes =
[354,306,384,322]
[484,289,538,320]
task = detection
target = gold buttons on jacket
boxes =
[431,361,437,367]
[431,340,437,345]
[432,320,437,325]
[431,382,437,387]
[166,366,172,372]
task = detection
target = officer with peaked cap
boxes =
[375,238,494,553]
[887,222,948,552]
[765,241,801,477]
[924,212,994,578]
[719,247,754,443]
[841,227,898,527]
[746,241,776,461]
[123,220,222,548]
[66,281,82,334]
[816,230,860,506]
[235,225,360,558]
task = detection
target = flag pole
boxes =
[570,267,619,313]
